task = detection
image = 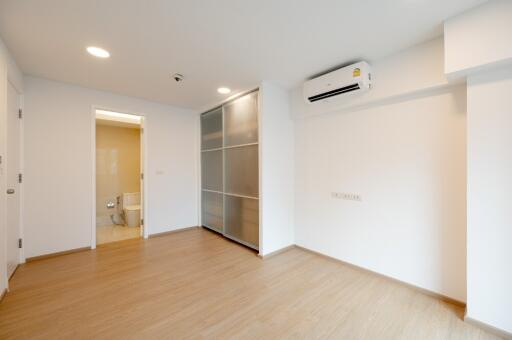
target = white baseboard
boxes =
[464,315,512,339]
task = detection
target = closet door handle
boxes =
[6,189,15,194]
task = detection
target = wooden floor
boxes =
[0,228,500,340]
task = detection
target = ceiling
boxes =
[0,0,486,110]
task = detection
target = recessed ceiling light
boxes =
[86,46,110,58]
[217,87,231,94]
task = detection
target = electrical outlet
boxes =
[331,192,362,201]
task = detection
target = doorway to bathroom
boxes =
[92,108,146,247]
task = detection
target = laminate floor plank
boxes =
[0,228,501,339]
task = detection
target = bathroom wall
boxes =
[96,124,140,226]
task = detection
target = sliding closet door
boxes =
[200,91,259,250]
[223,91,259,249]
[201,108,223,233]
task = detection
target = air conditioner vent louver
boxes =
[307,83,360,102]
[303,61,371,104]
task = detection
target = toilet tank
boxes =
[122,192,140,208]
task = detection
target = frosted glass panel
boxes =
[224,92,258,146]
[200,90,259,249]
[201,108,223,150]
[225,145,258,197]
[202,191,223,232]
[201,150,222,191]
[225,195,259,248]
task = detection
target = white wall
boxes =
[259,82,295,255]
[291,39,467,302]
[466,66,512,334]
[0,38,9,294]
[294,87,467,301]
[0,37,23,293]
[443,2,512,334]
[23,77,198,258]
[0,39,23,93]
[445,0,512,78]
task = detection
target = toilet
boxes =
[122,192,141,227]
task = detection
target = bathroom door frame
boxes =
[90,106,149,249]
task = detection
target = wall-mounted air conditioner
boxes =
[303,61,372,103]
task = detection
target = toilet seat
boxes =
[124,204,140,211]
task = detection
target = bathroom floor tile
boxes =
[97,224,141,244]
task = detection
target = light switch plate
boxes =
[331,192,362,201]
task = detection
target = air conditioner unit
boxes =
[303,61,371,103]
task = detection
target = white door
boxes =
[6,82,21,278]
[139,117,144,237]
